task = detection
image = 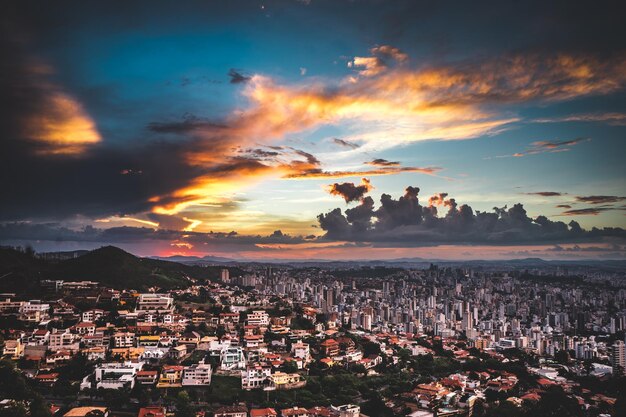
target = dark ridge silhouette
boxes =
[0,245,242,292]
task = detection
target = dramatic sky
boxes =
[1,0,625,260]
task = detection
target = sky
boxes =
[1,0,625,260]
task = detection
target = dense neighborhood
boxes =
[1,246,626,417]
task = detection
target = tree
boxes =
[175,390,194,417]
[281,361,299,374]
[362,341,381,356]
[29,394,52,417]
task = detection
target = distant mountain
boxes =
[0,246,243,292]
[152,254,235,264]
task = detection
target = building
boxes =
[281,407,309,417]
[136,293,174,313]
[3,339,24,359]
[182,361,212,386]
[137,407,166,417]
[250,409,277,417]
[268,371,305,390]
[213,405,248,417]
[157,365,184,388]
[136,370,159,385]
[611,340,625,376]
[81,362,143,391]
[113,332,136,348]
[49,329,80,352]
[221,269,230,283]
[320,339,340,357]
[19,300,50,321]
[331,404,360,417]
[63,407,109,417]
[247,310,270,327]
[292,343,311,363]
[242,364,272,390]
[220,346,247,370]
[82,309,104,322]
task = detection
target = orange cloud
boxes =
[25,91,101,155]
[284,165,440,179]
[147,50,626,225]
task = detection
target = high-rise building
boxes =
[221,269,230,283]
[611,340,625,376]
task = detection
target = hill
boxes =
[0,246,243,292]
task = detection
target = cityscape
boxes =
[1,1,626,417]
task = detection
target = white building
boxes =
[331,404,360,417]
[113,332,136,348]
[82,309,104,322]
[49,329,80,352]
[246,310,270,327]
[136,293,174,313]
[220,347,247,370]
[182,361,212,386]
[81,362,143,391]
[241,364,272,390]
[292,343,311,363]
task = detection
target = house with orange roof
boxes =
[250,408,277,417]
[320,339,339,357]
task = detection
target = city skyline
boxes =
[1,0,625,260]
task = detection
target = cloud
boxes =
[510,138,590,157]
[228,68,251,84]
[370,45,409,63]
[526,191,563,197]
[283,165,440,179]
[556,204,572,209]
[534,112,626,126]
[1,33,101,155]
[547,243,625,253]
[237,52,626,153]
[332,138,360,149]
[145,213,195,231]
[427,192,449,206]
[366,158,400,167]
[317,185,626,244]
[561,207,615,216]
[3,19,626,232]
[234,145,440,181]
[0,222,307,253]
[326,178,373,203]
[147,115,228,134]
[575,195,626,204]
[349,45,408,77]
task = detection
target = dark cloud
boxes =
[575,195,626,204]
[317,186,626,245]
[0,222,306,249]
[561,207,615,216]
[366,159,400,167]
[511,138,590,157]
[327,178,373,203]
[243,148,281,158]
[147,114,228,134]
[547,243,625,253]
[227,68,251,84]
[526,192,563,197]
[291,148,321,166]
[284,165,440,179]
[145,213,192,231]
[556,204,572,209]
[332,138,360,149]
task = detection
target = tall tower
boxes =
[221,268,230,283]
[611,340,626,376]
